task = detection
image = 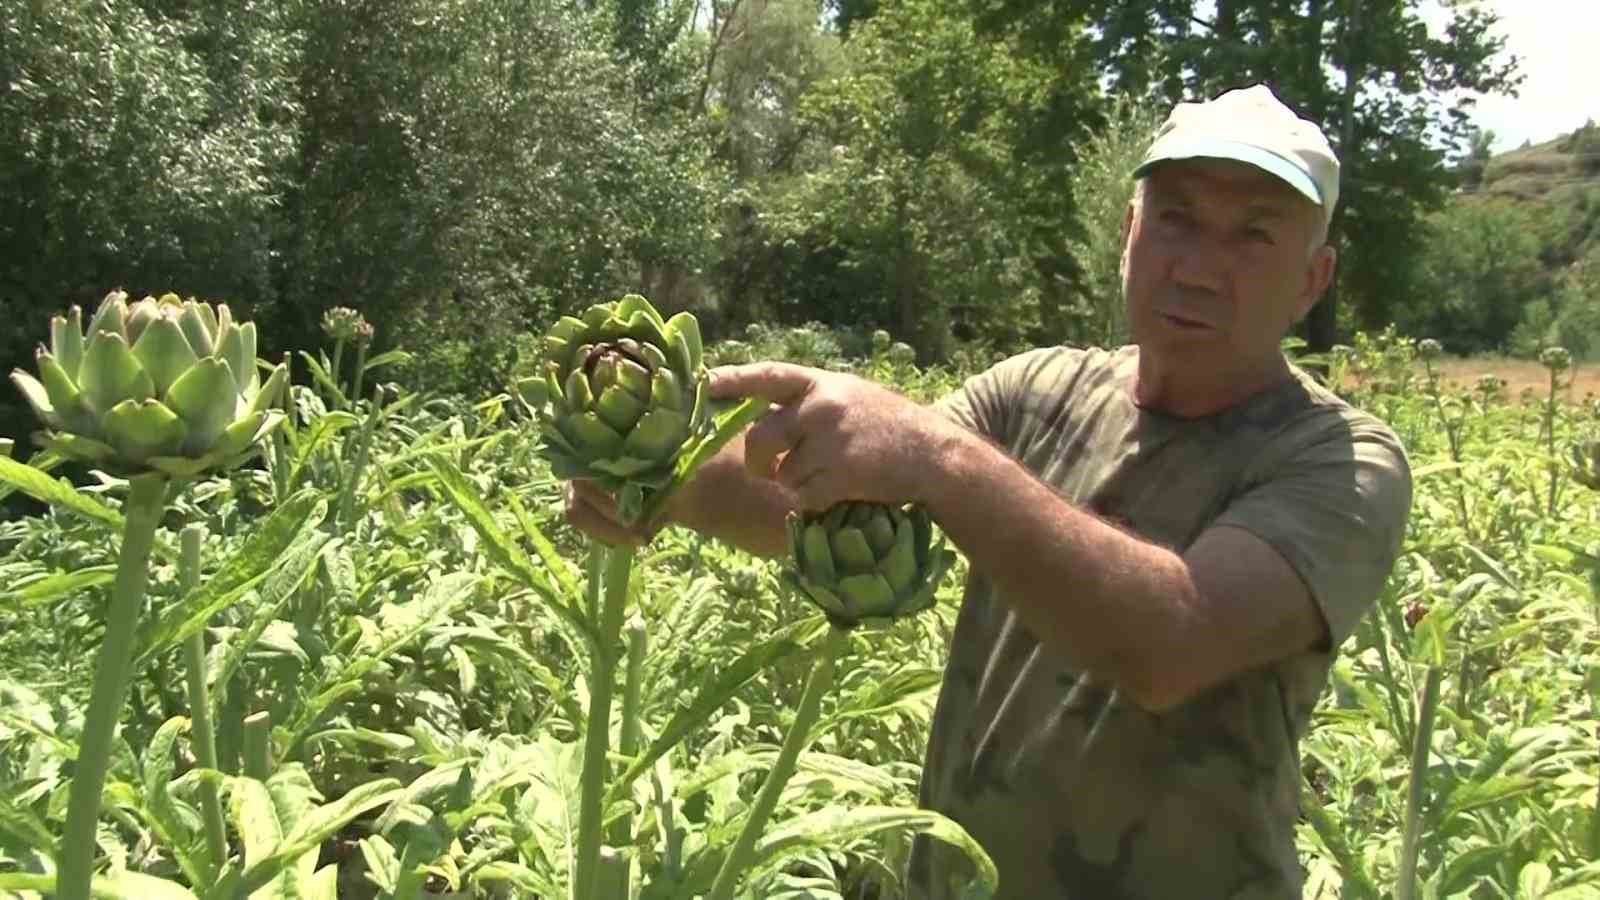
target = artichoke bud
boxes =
[520,293,712,526]
[783,500,955,630]
[51,307,85,377]
[11,290,286,478]
[1574,440,1600,491]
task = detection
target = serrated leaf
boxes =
[136,491,330,665]
[724,806,997,899]
[0,564,116,608]
[233,780,403,897]
[424,454,593,644]
[607,619,816,805]
[0,871,200,899]
[0,796,56,859]
[143,716,206,887]
[0,456,123,528]
[361,349,412,372]
[359,835,401,893]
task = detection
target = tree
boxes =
[967,0,1525,349]
[1402,197,1550,355]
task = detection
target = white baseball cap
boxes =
[1132,84,1341,226]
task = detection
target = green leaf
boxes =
[0,565,116,608]
[0,456,124,528]
[143,716,206,887]
[135,491,330,665]
[234,779,404,896]
[208,538,343,722]
[1521,862,1554,898]
[423,454,593,644]
[607,619,817,805]
[745,806,996,898]
[0,796,56,859]
[507,488,581,601]
[361,349,413,372]
[0,871,199,899]
[231,776,282,868]
[297,350,349,409]
[358,835,402,893]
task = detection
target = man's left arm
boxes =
[920,416,1412,714]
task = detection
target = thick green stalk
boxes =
[609,613,647,847]
[57,473,168,900]
[1546,367,1561,517]
[243,711,273,780]
[1396,665,1443,900]
[349,340,370,413]
[328,338,346,408]
[708,625,851,900]
[572,543,635,900]
[337,387,382,528]
[179,526,228,879]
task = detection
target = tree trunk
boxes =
[1306,0,1359,352]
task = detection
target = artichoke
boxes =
[515,294,711,523]
[1574,438,1600,491]
[783,501,955,629]
[10,290,287,478]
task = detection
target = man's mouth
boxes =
[1160,312,1212,330]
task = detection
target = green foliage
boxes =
[1400,198,1552,355]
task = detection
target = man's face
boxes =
[1120,159,1335,368]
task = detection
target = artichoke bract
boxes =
[784,501,955,629]
[515,293,711,524]
[10,290,287,478]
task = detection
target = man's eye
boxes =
[1246,226,1275,244]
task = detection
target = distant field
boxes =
[1432,355,1600,400]
[1335,354,1600,404]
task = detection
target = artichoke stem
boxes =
[708,624,851,900]
[179,525,228,882]
[328,339,346,407]
[573,543,635,900]
[57,473,168,900]
[1396,664,1442,900]
[350,340,369,414]
[243,710,273,780]
[609,612,647,847]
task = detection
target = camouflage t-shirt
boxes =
[907,344,1412,900]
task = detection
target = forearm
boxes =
[921,423,1202,708]
[670,433,796,559]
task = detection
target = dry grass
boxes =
[1430,357,1600,402]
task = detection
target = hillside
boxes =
[1472,123,1600,269]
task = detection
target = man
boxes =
[568,84,1412,898]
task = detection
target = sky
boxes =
[1422,0,1600,153]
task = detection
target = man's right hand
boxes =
[562,478,662,547]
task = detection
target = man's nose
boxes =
[1166,231,1231,293]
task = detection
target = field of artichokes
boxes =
[0,297,1596,899]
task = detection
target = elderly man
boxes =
[568,84,1412,899]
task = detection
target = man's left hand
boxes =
[709,361,959,513]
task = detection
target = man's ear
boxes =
[1294,244,1337,323]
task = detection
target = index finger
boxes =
[708,362,818,404]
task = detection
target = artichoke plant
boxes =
[10,290,287,478]
[515,293,712,525]
[709,500,957,900]
[1575,438,1600,491]
[784,500,955,629]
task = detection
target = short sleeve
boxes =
[930,347,1081,448]
[1211,415,1413,650]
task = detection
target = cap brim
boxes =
[1132,137,1323,207]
